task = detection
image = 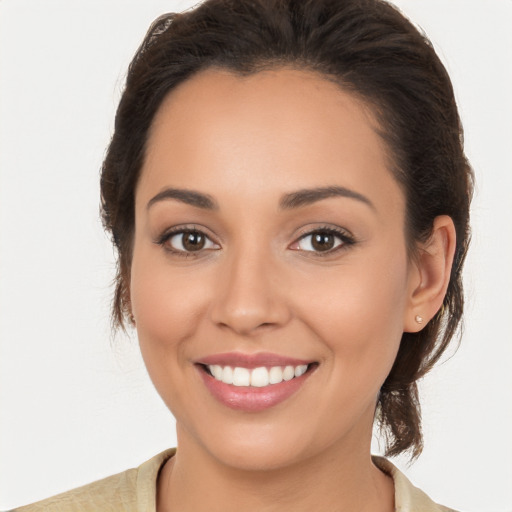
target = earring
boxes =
[415,315,424,324]
[129,313,136,325]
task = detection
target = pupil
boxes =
[312,233,334,251]
[183,231,205,251]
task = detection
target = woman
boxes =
[13,0,473,510]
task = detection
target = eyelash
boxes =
[155,225,356,258]
[292,226,356,256]
[154,226,218,258]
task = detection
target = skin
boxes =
[129,68,455,512]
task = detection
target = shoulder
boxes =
[372,456,459,512]
[12,469,138,512]
[12,448,176,512]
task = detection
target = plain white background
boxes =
[0,1,511,510]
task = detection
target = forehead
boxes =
[139,67,403,217]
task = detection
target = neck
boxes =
[157,427,394,512]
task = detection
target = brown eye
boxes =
[165,230,219,253]
[293,229,347,253]
[182,231,205,251]
[311,232,336,251]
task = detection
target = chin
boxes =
[210,439,310,473]
[177,417,318,472]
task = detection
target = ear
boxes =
[403,215,457,333]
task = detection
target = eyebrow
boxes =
[146,185,374,212]
[147,188,218,210]
[279,186,375,211]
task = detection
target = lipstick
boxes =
[195,352,316,412]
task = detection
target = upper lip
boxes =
[196,352,314,369]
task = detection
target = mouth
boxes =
[200,362,314,387]
[195,353,318,412]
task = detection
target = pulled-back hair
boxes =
[100,0,472,459]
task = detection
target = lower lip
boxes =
[197,366,314,412]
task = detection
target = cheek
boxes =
[293,249,409,372]
[129,247,209,364]
[128,248,217,420]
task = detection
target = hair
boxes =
[100,0,473,459]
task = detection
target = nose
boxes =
[209,247,291,336]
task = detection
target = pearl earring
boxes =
[415,315,424,324]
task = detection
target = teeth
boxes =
[211,365,223,380]
[222,366,233,384]
[232,367,250,387]
[283,365,295,381]
[207,364,310,387]
[269,366,283,384]
[251,367,269,387]
[295,364,308,377]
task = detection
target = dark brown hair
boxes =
[100,0,473,459]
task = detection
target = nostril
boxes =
[213,315,280,336]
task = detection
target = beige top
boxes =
[13,449,458,511]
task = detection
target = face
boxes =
[130,68,418,471]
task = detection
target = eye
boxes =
[290,228,354,254]
[159,229,219,254]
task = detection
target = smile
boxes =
[196,353,317,412]
[206,364,309,387]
